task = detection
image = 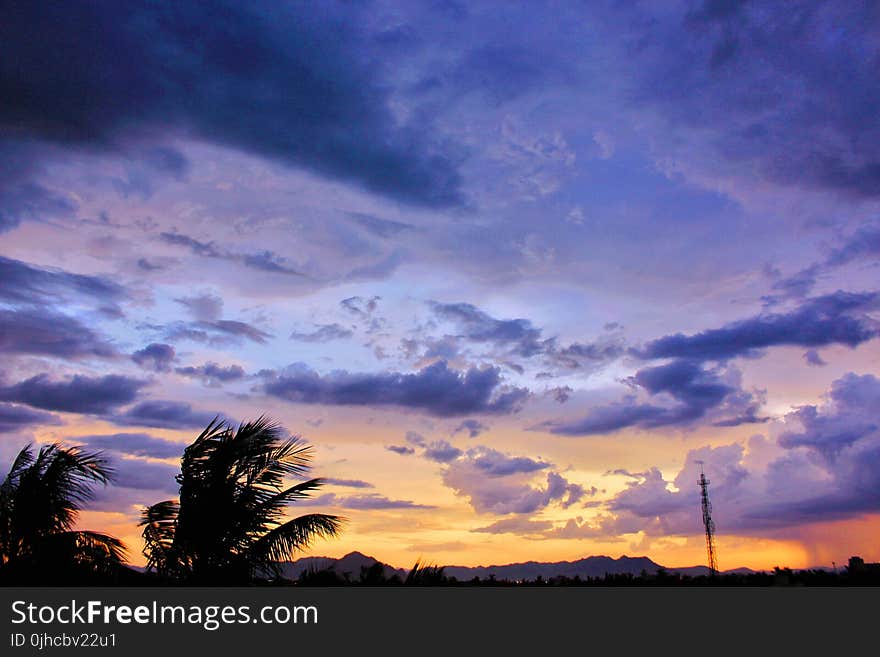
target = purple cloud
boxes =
[264,361,529,417]
[0,374,144,414]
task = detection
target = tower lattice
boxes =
[698,463,718,576]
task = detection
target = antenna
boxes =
[696,461,719,576]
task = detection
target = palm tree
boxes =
[0,443,126,583]
[140,416,344,584]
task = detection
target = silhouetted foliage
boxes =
[405,560,447,585]
[0,443,126,584]
[140,416,344,584]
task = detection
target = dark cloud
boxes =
[174,362,246,383]
[464,446,549,477]
[622,2,880,198]
[104,458,180,494]
[385,445,415,456]
[426,300,624,372]
[592,390,880,537]
[298,492,435,510]
[109,400,219,430]
[423,439,463,463]
[1,1,463,208]
[779,373,880,462]
[637,291,879,362]
[0,308,118,359]
[289,323,354,343]
[0,255,125,306]
[0,374,144,415]
[0,161,78,232]
[78,432,185,460]
[323,478,374,489]
[542,360,765,436]
[429,301,547,357]
[0,403,62,433]
[131,343,176,372]
[263,360,529,417]
[453,419,488,438]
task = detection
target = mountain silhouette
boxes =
[278,551,757,582]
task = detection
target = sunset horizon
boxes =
[3,1,880,581]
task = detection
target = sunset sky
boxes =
[2,1,879,572]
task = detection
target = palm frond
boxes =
[246,513,345,567]
[139,500,180,574]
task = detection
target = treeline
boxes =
[292,565,880,587]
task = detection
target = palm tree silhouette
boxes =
[0,443,126,583]
[140,416,344,584]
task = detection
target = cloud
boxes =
[0,374,145,414]
[405,431,427,447]
[163,319,272,346]
[0,167,78,233]
[347,213,416,239]
[443,465,585,515]
[472,517,555,535]
[1,1,463,208]
[463,446,551,477]
[174,362,246,383]
[385,445,415,456]
[263,360,529,417]
[429,301,547,357]
[298,492,435,510]
[778,373,880,462]
[423,439,463,463]
[131,343,176,372]
[453,419,488,438]
[826,222,880,267]
[616,2,880,199]
[173,293,224,321]
[438,446,583,515]
[803,349,827,367]
[103,458,180,494]
[323,478,374,489]
[0,403,62,433]
[161,233,305,277]
[340,296,380,317]
[0,308,118,359]
[0,256,125,306]
[78,432,185,459]
[108,400,219,430]
[637,291,879,361]
[585,372,880,538]
[289,323,354,343]
[543,360,765,436]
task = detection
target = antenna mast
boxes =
[697,462,718,576]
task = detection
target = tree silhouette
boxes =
[0,443,125,583]
[140,416,344,584]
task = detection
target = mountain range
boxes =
[277,551,757,582]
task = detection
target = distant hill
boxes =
[277,551,756,582]
[278,551,407,582]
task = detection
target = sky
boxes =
[2,0,879,571]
